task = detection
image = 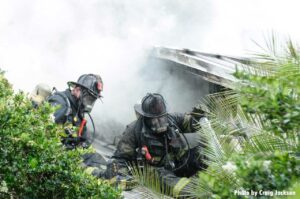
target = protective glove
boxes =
[64,127,77,137]
[101,160,138,190]
[62,127,87,149]
[103,160,119,179]
[190,105,207,121]
[190,105,208,132]
[111,175,137,191]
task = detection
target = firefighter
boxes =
[48,74,102,123]
[47,74,106,176]
[104,93,206,196]
[47,74,102,146]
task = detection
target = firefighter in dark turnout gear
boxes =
[106,93,206,196]
[48,74,102,146]
[47,74,106,176]
[48,74,102,122]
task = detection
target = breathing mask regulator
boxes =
[144,115,169,134]
[79,88,97,113]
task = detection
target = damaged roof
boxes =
[151,46,251,88]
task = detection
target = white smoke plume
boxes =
[1,0,300,141]
[0,0,212,141]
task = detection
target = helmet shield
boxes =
[145,115,169,133]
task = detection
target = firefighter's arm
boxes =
[113,124,138,161]
[171,105,207,133]
[169,113,194,133]
[106,124,138,178]
[99,125,139,190]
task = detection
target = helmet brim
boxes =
[67,81,102,98]
[134,104,167,118]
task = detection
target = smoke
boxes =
[1,1,299,141]
[0,0,213,141]
[0,0,212,89]
[206,0,300,55]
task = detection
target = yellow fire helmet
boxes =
[29,83,52,106]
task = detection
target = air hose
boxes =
[87,112,96,144]
[166,115,191,172]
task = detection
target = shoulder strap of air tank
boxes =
[55,91,72,116]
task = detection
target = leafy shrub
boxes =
[199,152,300,199]
[234,40,300,143]
[0,71,121,198]
[236,152,300,192]
[194,39,300,199]
[235,69,300,140]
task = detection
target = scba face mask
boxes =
[145,115,169,134]
[81,89,97,113]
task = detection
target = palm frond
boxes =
[243,133,298,154]
[179,177,212,199]
[198,117,225,167]
[129,163,173,198]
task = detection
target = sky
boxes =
[0,0,300,138]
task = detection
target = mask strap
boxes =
[76,87,84,118]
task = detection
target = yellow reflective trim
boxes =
[118,179,127,190]
[108,176,117,185]
[173,177,191,197]
[183,114,192,132]
[84,167,97,175]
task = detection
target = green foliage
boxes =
[234,39,300,142]
[199,152,300,199]
[0,72,121,198]
[235,70,300,139]
[192,38,300,199]
[0,70,13,99]
[236,152,300,192]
